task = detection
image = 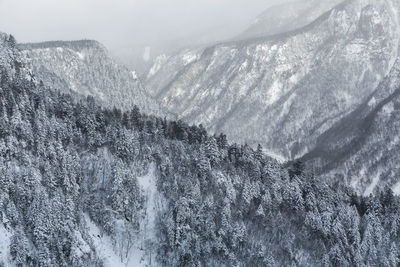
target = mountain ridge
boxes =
[19,39,104,50]
[144,0,400,193]
[235,0,347,41]
[20,39,171,118]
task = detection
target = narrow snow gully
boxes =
[131,163,161,266]
[84,163,162,267]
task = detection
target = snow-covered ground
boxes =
[137,163,157,237]
[264,149,287,163]
[84,214,127,267]
[392,181,400,196]
[0,223,12,267]
[133,163,159,266]
[363,173,381,196]
[84,163,160,267]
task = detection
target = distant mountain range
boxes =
[144,0,400,194]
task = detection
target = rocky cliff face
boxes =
[20,40,167,117]
[146,0,400,162]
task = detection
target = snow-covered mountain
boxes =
[237,0,344,40]
[20,40,167,117]
[146,0,400,162]
[301,57,400,195]
[3,26,400,266]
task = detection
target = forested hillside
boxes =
[1,32,400,266]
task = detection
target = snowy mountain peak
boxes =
[237,0,345,40]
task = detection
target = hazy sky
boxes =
[0,0,286,49]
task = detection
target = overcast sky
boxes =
[0,0,287,49]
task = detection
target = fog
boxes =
[0,0,290,49]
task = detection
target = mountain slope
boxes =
[146,0,400,162]
[3,31,400,266]
[300,57,400,195]
[238,0,344,40]
[20,40,167,117]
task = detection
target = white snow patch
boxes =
[239,61,248,72]
[364,173,380,196]
[370,10,382,25]
[346,44,366,57]
[264,149,287,163]
[267,80,283,105]
[0,223,12,267]
[382,102,395,115]
[76,52,85,60]
[338,91,353,105]
[137,163,158,241]
[387,0,400,67]
[130,163,160,266]
[182,52,198,65]
[350,177,358,190]
[84,214,127,267]
[174,87,185,97]
[350,167,365,189]
[84,164,160,267]
[147,54,168,79]
[393,181,400,196]
[289,73,300,84]
[368,96,376,107]
[143,46,151,62]
[131,71,138,80]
